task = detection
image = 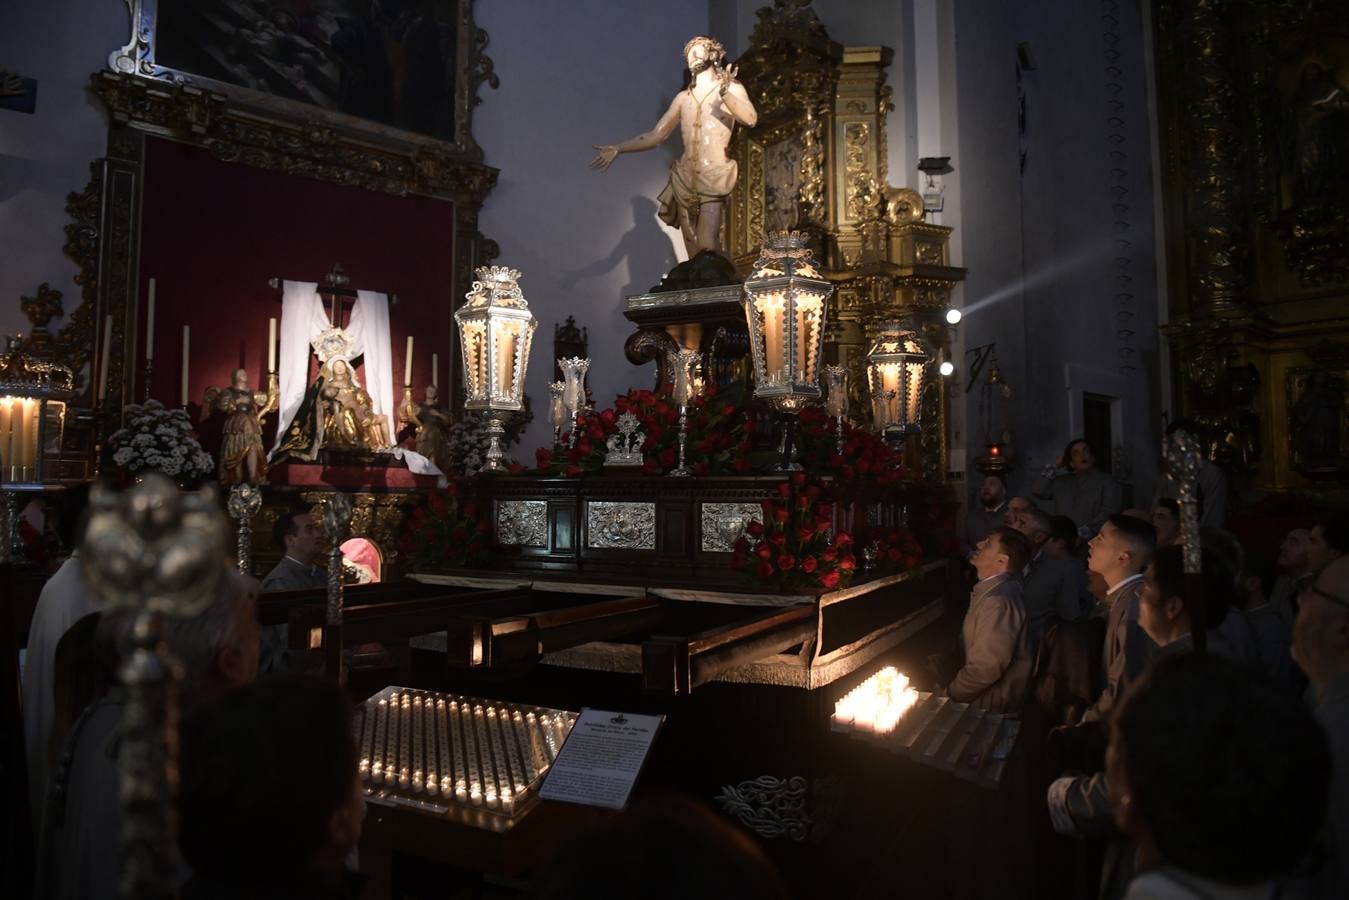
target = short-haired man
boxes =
[1108,654,1330,899]
[1270,526,1313,613]
[1082,514,1157,722]
[1308,513,1349,575]
[262,510,326,592]
[35,567,261,900]
[260,509,326,675]
[1151,498,1180,548]
[963,474,1008,554]
[1014,508,1090,654]
[1005,494,1036,526]
[944,527,1034,713]
[1292,554,1349,897]
[180,676,364,898]
[1048,547,1254,899]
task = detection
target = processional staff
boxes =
[227,482,263,576]
[320,491,354,685]
[82,476,226,900]
[1164,428,1206,652]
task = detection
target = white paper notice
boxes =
[539,708,664,810]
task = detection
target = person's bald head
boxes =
[1293,555,1349,688]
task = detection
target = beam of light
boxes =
[958,238,1115,318]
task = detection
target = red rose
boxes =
[564,464,582,477]
[577,439,593,455]
[508,462,525,473]
[819,571,841,589]
[588,424,605,441]
[723,403,736,417]
[799,526,816,542]
[800,556,818,573]
[600,408,616,426]
[706,384,719,397]
[821,547,838,562]
[835,532,854,547]
[656,401,670,414]
[756,561,775,579]
[767,531,786,546]
[838,555,855,571]
[796,494,810,509]
[772,508,791,523]
[777,482,793,498]
[742,418,756,434]
[887,547,902,562]
[755,542,773,559]
[746,520,764,537]
[777,554,796,572]
[790,472,807,486]
[733,457,751,472]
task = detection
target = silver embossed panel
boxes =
[586,501,656,551]
[700,502,765,553]
[496,500,547,547]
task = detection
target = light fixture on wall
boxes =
[743,231,833,470]
[865,322,930,443]
[454,266,537,473]
[945,308,962,325]
[918,156,953,214]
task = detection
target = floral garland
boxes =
[108,400,215,482]
[731,473,856,590]
[397,482,492,569]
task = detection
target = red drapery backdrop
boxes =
[138,136,455,451]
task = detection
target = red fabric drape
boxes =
[138,136,455,447]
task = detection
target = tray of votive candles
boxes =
[357,687,578,828]
[830,667,1019,789]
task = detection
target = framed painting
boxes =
[109,0,489,156]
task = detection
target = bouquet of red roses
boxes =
[397,482,492,570]
[732,473,856,590]
[536,381,750,476]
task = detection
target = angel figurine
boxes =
[202,368,279,485]
[400,382,451,472]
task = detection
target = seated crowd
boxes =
[13,433,1349,899]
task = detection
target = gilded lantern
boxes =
[865,323,929,435]
[0,348,73,484]
[454,267,536,413]
[742,232,833,411]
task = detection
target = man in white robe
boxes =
[21,486,94,829]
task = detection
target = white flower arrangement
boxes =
[444,396,533,475]
[108,399,215,481]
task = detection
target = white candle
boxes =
[0,400,11,475]
[404,335,414,386]
[268,317,278,373]
[431,353,438,388]
[145,278,156,361]
[97,315,113,400]
[11,399,27,473]
[181,326,191,406]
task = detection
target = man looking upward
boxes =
[591,36,758,258]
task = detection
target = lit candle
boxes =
[494,327,515,396]
[145,278,156,361]
[181,326,191,407]
[431,353,438,388]
[0,400,11,476]
[404,335,414,386]
[11,399,27,476]
[97,315,113,401]
[759,294,784,380]
[267,317,277,373]
[25,400,39,469]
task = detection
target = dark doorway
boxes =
[1083,393,1114,474]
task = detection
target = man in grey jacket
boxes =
[945,526,1034,713]
[1082,514,1157,723]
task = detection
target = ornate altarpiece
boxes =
[7,0,500,562]
[1154,0,1349,490]
[725,3,966,482]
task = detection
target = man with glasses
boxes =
[1293,555,1349,897]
